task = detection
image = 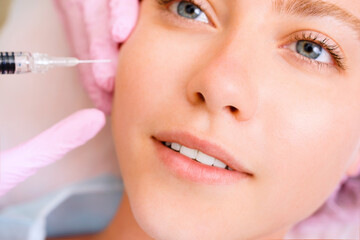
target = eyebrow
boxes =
[272,0,360,38]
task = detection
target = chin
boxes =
[126,187,280,240]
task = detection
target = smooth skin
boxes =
[51,0,360,239]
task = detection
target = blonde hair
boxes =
[0,0,12,30]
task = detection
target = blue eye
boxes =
[170,1,209,23]
[289,40,332,63]
[297,41,322,59]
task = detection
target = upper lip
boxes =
[153,131,254,175]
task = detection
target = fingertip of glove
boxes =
[96,77,115,93]
[110,0,139,42]
[76,108,107,131]
[112,21,133,42]
[92,63,116,93]
[60,109,107,146]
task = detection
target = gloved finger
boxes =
[0,109,106,197]
[87,0,140,93]
[54,0,139,113]
[110,0,139,42]
[54,0,114,114]
[83,0,119,93]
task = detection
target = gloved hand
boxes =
[0,109,105,197]
[54,0,139,114]
[0,0,139,197]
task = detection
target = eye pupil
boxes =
[178,1,202,19]
[185,4,197,14]
[304,43,313,53]
[296,40,322,59]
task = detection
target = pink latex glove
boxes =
[54,0,139,114]
[0,0,138,198]
[0,109,105,197]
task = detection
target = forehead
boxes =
[329,0,360,13]
[271,0,360,38]
[273,0,360,15]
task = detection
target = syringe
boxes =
[0,52,111,74]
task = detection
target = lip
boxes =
[152,131,253,185]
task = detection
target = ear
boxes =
[346,147,360,177]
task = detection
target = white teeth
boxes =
[165,142,232,170]
[171,142,181,151]
[196,151,215,166]
[213,158,226,168]
[180,146,198,159]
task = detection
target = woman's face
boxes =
[112,0,360,239]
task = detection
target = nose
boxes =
[186,44,258,122]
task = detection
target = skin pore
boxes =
[49,0,360,239]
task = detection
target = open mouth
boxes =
[161,141,235,171]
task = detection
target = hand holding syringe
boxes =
[0,51,111,74]
[0,0,139,198]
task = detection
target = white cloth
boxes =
[0,175,123,240]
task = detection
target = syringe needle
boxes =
[77,59,112,64]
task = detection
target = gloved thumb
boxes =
[0,108,106,197]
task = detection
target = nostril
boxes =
[229,106,238,113]
[197,92,205,102]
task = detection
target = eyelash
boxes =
[156,0,346,71]
[157,0,207,14]
[288,32,346,70]
[157,0,202,6]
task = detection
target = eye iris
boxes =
[178,1,202,19]
[296,40,322,59]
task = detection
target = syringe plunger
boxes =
[0,52,16,74]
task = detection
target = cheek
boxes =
[113,24,208,129]
[257,74,360,219]
[111,22,197,191]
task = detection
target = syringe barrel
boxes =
[0,52,32,74]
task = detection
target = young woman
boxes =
[105,0,360,239]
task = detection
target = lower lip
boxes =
[153,139,250,185]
